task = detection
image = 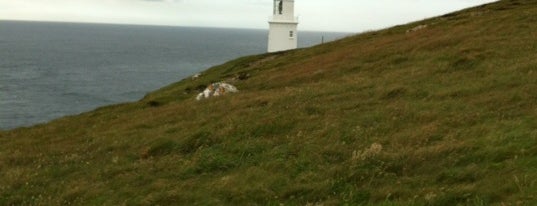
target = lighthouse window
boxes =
[289,31,294,38]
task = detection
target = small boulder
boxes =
[191,73,202,80]
[196,82,239,101]
[406,24,428,33]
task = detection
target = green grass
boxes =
[1,0,537,205]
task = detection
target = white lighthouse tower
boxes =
[267,0,298,53]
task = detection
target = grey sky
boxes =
[0,0,496,32]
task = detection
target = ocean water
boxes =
[0,21,349,130]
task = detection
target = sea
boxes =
[0,21,350,130]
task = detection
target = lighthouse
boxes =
[267,0,298,53]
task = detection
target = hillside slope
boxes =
[1,0,536,205]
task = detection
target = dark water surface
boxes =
[0,21,350,130]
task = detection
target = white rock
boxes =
[196,82,239,100]
[406,24,428,33]
[192,73,202,80]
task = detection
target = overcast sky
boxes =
[0,0,496,32]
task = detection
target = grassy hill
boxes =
[1,0,536,205]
